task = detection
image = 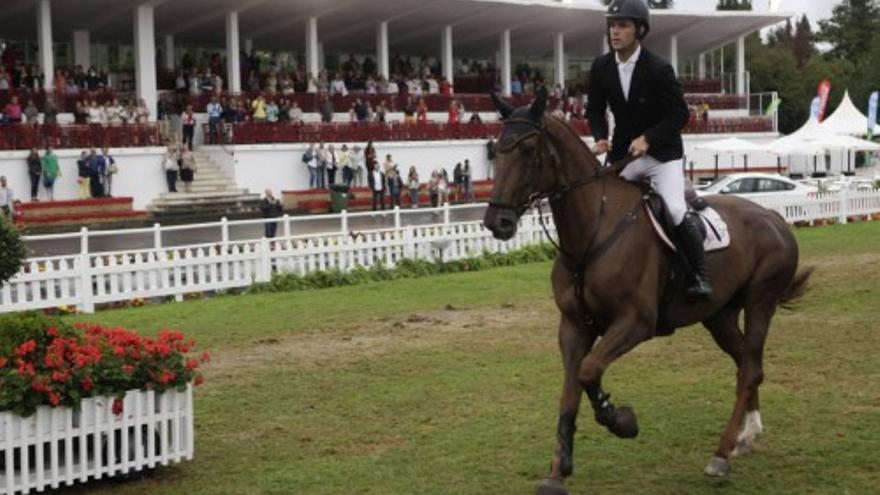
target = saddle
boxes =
[638,183,730,253]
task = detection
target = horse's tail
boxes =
[779,266,814,310]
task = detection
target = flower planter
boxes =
[0,385,193,495]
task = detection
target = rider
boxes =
[586,0,712,299]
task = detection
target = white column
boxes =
[73,30,90,68]
[500,29,511,97]
[225,11,241,93]
[244,38,253,56]
[553,33,565,88]
[318,42,325,72]
[669,35,679,76]
[133,4,157,121]
[441,25,453,82]
[305,17,319,81]
[376,21,389,79]
[36,0,54,89]
[698,53,706,79]
[719,46,725,87]
[164,34,175,71]
[736,35,746,95]
[601,33,609,55]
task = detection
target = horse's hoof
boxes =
[731,438,753,457]
[608,406,639,439]
[704,456,731,477]
[536,478,569,495]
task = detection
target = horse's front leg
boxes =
[537,316,596,495]
[578,314,652,439]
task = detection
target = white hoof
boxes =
[704,456,731,477]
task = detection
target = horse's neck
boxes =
[544,119,640,261]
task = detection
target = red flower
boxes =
[51,370,69,383]
[194,374,204,386]
[123,364,135,373]
[0,356,7,368]
[17,360,35,376]
[158,370,176,385]
[112,398,124,415]
[185,358,199,370]
[113,346,125,356]
[47,391,61,406]
[14,339,37,357]
[201,351,211,363]
[81,376,93,392]
[46,326,59,337]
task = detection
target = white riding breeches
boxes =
[619,155,687,225]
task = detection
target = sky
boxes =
[655,0,835,27]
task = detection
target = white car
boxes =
[695,173,818,198]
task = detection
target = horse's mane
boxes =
[543,115,636,181]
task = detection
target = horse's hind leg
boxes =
[703,308,763,459]
[705,300,775,477]
[537,316,595,495]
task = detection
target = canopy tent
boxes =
[811,134,880,174]
[786,116,826,140]
[764,136,826,176]
[694,137,768,177]
[819,91,880,136]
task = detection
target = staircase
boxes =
[147,151,261,220]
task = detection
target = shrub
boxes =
[0,313,209,417]
[0,216,25,286]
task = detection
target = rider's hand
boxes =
[629,135,649,157]
[592,139,610,155]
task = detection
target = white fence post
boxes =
[78,227,94,313]
[341,209,348,235]
[220,216,229,249]
[153,223,162,250]
[393,206,401,229]
[258,236,271,282]
[838,189,849,225]
[404,225,415,259]
[282,214,291,238]
[443,202,450,225]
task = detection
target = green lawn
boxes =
[66,222,880,495]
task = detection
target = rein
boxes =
[489,117,642,328]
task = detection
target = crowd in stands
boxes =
[300,140,478,211]
[12,146,116,205]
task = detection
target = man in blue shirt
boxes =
[206,96,223,145]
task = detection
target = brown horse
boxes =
[483,92,811,495]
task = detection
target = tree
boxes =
[600,0,674,8]
[817,0,880,62]
[0,218,24,287]
[791,15,814,69]
[716,0,752,10]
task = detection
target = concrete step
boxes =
[155,191,256,202]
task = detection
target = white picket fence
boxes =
[1,213,551,314]
[2,189,878,315]
[1,386,194,495]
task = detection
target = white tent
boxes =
[819,91,880,136]
[694,138,768,176]
[812,134,880,174]
[787,116,826,140]
[765,136,828,177]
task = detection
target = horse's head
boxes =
[484,88,552,240]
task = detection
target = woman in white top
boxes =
[87,100,103,124]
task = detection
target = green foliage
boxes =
[817,0,880,62]
[717,0,752,10]
[0,217,25,287]
[248,244,558,295]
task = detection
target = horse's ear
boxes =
[492,92,514,120]
[530,85,548,119]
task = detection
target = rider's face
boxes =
[608,19,638,52]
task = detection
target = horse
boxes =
[483,91,812,495]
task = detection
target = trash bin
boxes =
[329,184,350,213]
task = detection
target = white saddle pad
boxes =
[645,205,731,253]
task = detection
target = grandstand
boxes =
[0,0,789,222]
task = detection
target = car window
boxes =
[722,178,757,193]
[757,179,789,192]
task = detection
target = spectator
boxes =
[448,99,460,124]
[251,95,267,122]
[511,78,523,95]
[327,144,338,186]
[26,148,41,201]
[302,143,317,189]
[486,138,496,179]
[403,96,416,124]
[428,170,440,207]
[316,143,328,189]
[364,141,377,173]
[290,101,304,123]
[105,98,123,124]
[407,166,420,208]
[368,165,386,211]
[330,72,348,96]
[43,98,58,125]
[439,76,453,96]
[453,162,463,202]
[462,159,474,201]
[387,165,403,208]
[4,96,22,123]
[468,111,482,124]
[182,104,196,150]
[265,99,280,123]
[352,145,365,186]
[206,96,223,144]
[73,101,88,124]
[277,99,290,122]
[180,148,196,193]
[0,176,13,220]
[318,96,334,123]
[24,100,39,124]
[76,151,90,199]
[416,98,428,124]
[437,167,449,204]
[101,147,116,197]
[382,154,396,176]
[41,146,59,201]
[374,100,387,123]
[339,144,353,186]
[87,100,103,124]
[88,148,105,198]
[259,189,284,238]
[163,146,179,193]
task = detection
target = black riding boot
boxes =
[675,215,712,299]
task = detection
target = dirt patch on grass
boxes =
[209,302,552,374]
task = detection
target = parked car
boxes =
[696,173,818,198]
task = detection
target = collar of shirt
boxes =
[615,44,642,67]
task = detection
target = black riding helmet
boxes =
[606,0,651,40]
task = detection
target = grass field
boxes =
[63,222,880,495]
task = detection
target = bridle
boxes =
[487,115,642,329]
